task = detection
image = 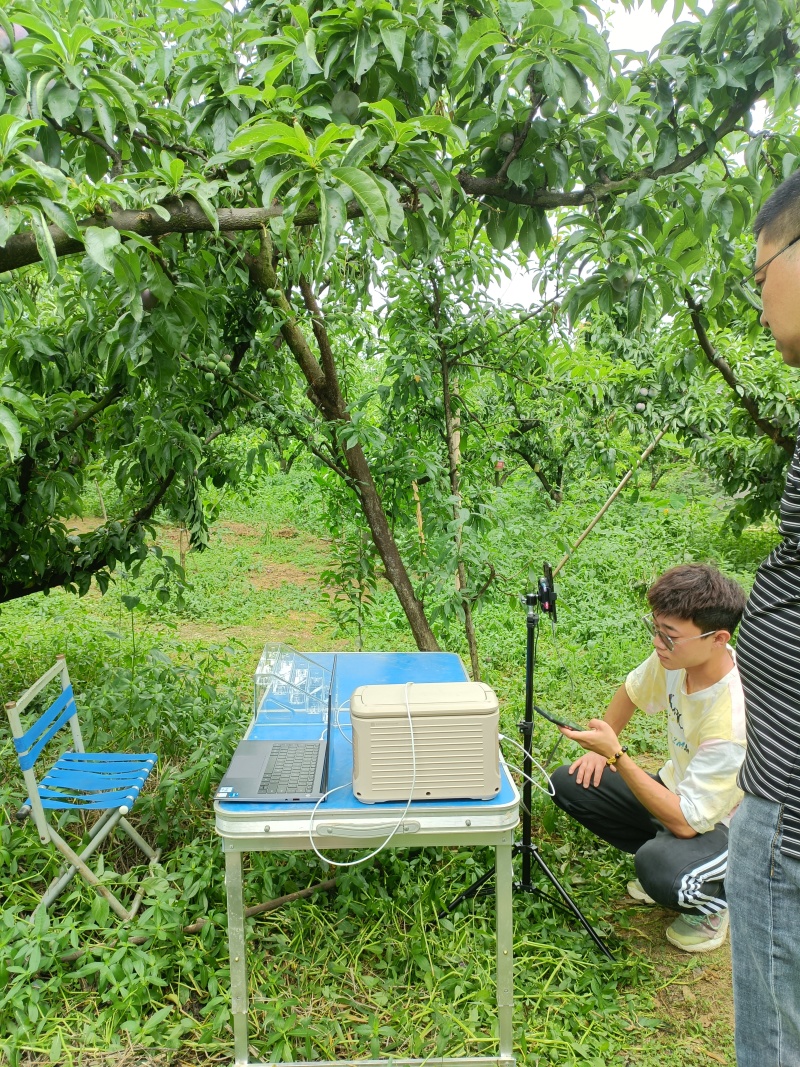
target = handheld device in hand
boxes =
[534,704,582,732]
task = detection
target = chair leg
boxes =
[45,808,116,882]
[39,809,122,910]
[118,816,159,861]
[125,847,162,921]
[40,821,131,922]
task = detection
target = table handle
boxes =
[314,820,421,837]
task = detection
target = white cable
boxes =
[504,759,555,798]
[307,681,418,867]
[333,702,353,745]
[499,734,556,796]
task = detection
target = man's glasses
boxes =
[642,613,717,652]
[741,232,800,285]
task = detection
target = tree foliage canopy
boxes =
[1,0,799,647]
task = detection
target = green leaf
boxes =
[46,83,81,127]
[229,120,299,153]
[353,29,380,83]
[38,197,81,239]
[0,405,22,458]
[317,185,346,274]
[28,209,58,279]
[699,0,728,51]
[0,386,37,420]
[486,211,508,251]
[90,91,116,145]
[84,225,121,273]
[606,126,630,165]
[84,139,109,182]
[191,190,219,233]
[330,167,389,240]
[498,0,530,31]
[451,18,505,88]
[652,128,678,172]
[2,52,27,96]
[627,280,646,331]
[297,30,323,77]
[379,23,406,70]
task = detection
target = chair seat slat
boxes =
[42,769,150,790]
[38,784,142,803]
[55,754,157,773]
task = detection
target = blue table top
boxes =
[219,651,516,814]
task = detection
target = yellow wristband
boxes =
[606,747,628,766]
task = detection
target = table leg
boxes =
[225,847,249,1065]
[495,841,514,1064]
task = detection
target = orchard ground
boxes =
[0,461,770,1067]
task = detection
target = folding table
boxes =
[215,651,520,1067]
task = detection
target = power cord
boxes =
[333,702,353,746]
[307,681,417,868]
[499,733,555,797]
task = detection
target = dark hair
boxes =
[647,564,747,635]
[754,168,800,244]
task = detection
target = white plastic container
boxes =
[349,681,501,803]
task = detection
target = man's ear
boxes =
[714,629,732,648]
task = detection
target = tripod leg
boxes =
[439,865,496,917]
[527,845,614,960]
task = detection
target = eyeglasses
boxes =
[642,613,717,652]
[742,233,800,285]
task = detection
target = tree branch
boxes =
[458,92,764,210]
[130,468,177,523]
[0,197,366,274]
[0,466,178,603]
[244,228,331,406]
[60,385,125,439]
[685,292,795,455]
[63,123,124,178]
[495,76,544,183]
[0,84,770,277]
[298,275,338,394]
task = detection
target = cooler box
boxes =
[350,681,501,803]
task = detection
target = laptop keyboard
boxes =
[259,743,320,794]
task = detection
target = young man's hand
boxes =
[567,750,612,788]
[560,719,623,769]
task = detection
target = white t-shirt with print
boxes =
[625,649,746,834]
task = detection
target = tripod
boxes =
[445,570,613,961]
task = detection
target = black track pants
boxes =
[550,763,729,915]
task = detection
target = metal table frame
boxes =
[216,652,519,1067]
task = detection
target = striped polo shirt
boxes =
[736,429,800,857]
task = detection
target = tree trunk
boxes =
[344,444,439,650]
[439,346,481,680]
[411,480,425,545]
[246,236,439,651]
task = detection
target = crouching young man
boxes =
[550,564,747,953]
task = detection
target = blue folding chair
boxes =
[5,655,161,921]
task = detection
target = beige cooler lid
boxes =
[349,681,498,719]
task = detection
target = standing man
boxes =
[727,169,800,1067]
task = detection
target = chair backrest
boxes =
[5,656,85,842]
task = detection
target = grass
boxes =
[0,458,777,1066]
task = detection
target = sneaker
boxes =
[665,909,729,953]
[627,878,656,905]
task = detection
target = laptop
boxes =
[214,656,335,804]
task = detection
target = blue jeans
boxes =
[728,794,800,1067]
